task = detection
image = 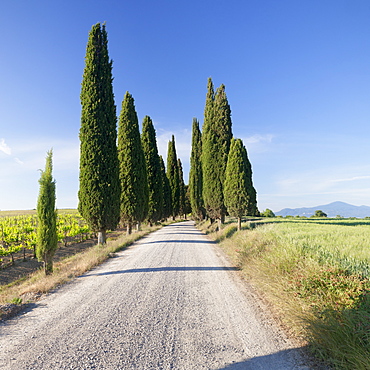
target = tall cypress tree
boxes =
[189,118,204,220]
[184,185,192,216]
[203,77,215,138]
[177,158,186,218]
[243,144,258,217]
[202,79,232,226]
[36,150,57,275]
[166,135,180,219]
[141,115,163,225]
[118,92,149,234]
[214,84,232,182]
[159,155,172,220]
[79,23,120,244]
[224,138,257,231]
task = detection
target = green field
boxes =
[199,217,370,370]
[0,209,78,217]
[253,218,370,276]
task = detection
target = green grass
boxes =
[198,217,370,369]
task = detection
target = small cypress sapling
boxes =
[36,150,58,275]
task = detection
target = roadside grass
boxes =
[0,223,162,312]
[197,217,370,370]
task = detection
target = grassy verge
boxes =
[198,217,370,370]
[0,223,162,314]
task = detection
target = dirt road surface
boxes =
[0,221,310,369]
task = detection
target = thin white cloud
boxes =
[243,134,274,144]
[275,166,370,201]
[330,175,370,184]
[14,157,24,165]
[6,138,80,171]
[155,126,192,183]
[0,137,80,210]
[240,134,275,155]
[156,127,191,163]
[0,138,11,155]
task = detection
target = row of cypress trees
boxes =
[78,23,186,243]
[34,25,254,273]
[189,78,257,230]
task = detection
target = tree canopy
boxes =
[202,78,232,223]
[166,135,180,219]
[189,118,204,220]
[78,22,120,244]
[118,92,148,233]
[141,115,163,225]
[36,150,57,275]
[224,139,253,229]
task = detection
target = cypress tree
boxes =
[184,185,192,216]
[177,158,186,218]
[118,92,149,234]
[244,144,258,217]
[141,115,163,225]
[79,22,120,244]
[214,84,232,181]
[189,118,204,220]
[224,138,257,231]
[36,150,57,275]
[159,155,172,220]
[202,79,232,227]
[166,135,180,219]
[203,77,215,137]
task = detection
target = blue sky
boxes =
[1,0,370,213]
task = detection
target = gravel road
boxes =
[0,221,310,369]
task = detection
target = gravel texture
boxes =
[0,221,310,369]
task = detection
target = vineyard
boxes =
[0,211,91,268]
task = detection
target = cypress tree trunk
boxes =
[97,231,106,245]
[237,217,241,231]
[44,252,54,275]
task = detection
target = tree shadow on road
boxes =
[141,239,216,245]
[87,266,239,276]
[166,232,204,235]
[217,346,323,369]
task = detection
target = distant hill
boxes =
[275,201,370,218]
